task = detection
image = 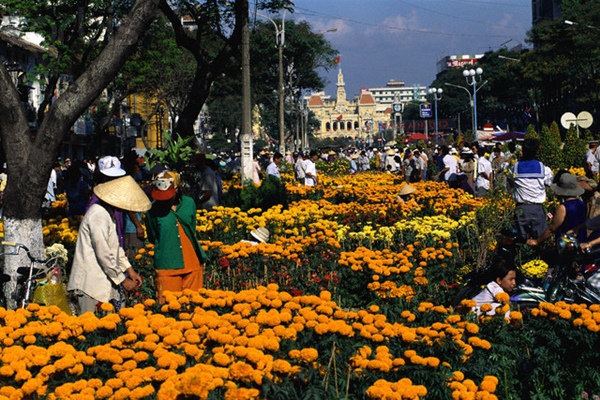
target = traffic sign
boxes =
[420,103,432,118]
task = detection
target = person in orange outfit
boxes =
[145,171,207,302]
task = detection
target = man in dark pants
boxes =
[510,138,553,239]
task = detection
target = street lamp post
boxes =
[444,82,473,136]
[462,67,483,140]
[256,10,288,155]
[427,87,443,143]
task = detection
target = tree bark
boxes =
[0,0,161,309]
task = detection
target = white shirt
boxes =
[442,154,458,181]
[385,155,398,171]
[266,162,280,178]
[472,281,510,317]
[511,160,553,204]
[586,149,600,174]
[252,160,261,185]
[305,159,317,186]
[476,156,492,190]
[294,158,306,179]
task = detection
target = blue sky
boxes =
[283,0,531,97]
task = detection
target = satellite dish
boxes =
[560,112,577,129]
[578,111,593,129]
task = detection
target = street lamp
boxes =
[462,67,484,140]
[565,19,599,30]
[444,80,488,137]
[427,87,443,142]
[256,10,288,155]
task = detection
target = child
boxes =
[471,260,517,317]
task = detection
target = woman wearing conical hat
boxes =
[396,183,417,203]
[68,176,151,314]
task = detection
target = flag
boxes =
[336,114,343,120]
[333,55,341,65]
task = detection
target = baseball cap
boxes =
[151,171,177,201]
[98,156,126,177]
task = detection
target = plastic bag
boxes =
[32,266,72,315]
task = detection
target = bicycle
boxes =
[0,241,57,309]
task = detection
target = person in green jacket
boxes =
[146,171,206,302]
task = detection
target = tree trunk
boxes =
[0,0,161,309]
[160,0,245,141]
[174,66,213,140]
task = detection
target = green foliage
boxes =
[524,124,539,140]
[563,125,587,169]
[222,175,288,212]
[144,132,199,172]
[538,123,565,170]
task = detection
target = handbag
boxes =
[32,266,73,315]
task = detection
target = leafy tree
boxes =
[538,122,565,170]
[250,18,337,142]
[205,18,337,145]
[157,0,293,140]
[524,124,539,140]
[523,1,600,129]
[0,0,161,308]
[432,50,532,134]
[563,125,587,169]
[89,17,196,150]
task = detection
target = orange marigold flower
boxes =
[509,311,523,321]
[494,292,509,303]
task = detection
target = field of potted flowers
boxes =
[1,168,600,399]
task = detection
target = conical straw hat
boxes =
[398,184,417,196]
[93,175,151,212]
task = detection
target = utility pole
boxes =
[240,0,253,183]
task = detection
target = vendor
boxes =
[396,184,417,203]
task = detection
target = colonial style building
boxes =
[307,68,426,143]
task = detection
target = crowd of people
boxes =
[23,134,600,316]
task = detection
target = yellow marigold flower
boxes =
[426,357,440,368]
[401,330,417,342]
[451,370,465,381]
[404,349,417,358]
[509,311,523,321]
[465,323,479,334]
[480,379,497,392]
[480,304,493,313]
[213,352,231,366]
[96,386,113,399]
[494,292,509,303]
[299,348,319,362]
[272,359,293,374]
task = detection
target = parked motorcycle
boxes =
[544,234,600,304]
[453,229,600,310]
[452,226,533,308]
[512,234,600,307]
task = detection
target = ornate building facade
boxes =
[307,68,426,144]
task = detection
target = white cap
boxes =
[98,156,126,177]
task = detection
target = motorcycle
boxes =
[453,226,537,308]
[512,234,600,307]
[453,228,600,310]
[544,234,600,304]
